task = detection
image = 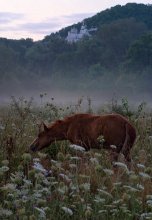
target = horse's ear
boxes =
[43,122,49,132]
[37,122,42,134]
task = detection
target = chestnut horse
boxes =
[30,113,136,163]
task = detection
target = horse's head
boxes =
[30,123,51,152]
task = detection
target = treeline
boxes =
[0,3,152,93]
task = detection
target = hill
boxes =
[0,3,152,100]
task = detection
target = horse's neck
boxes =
[49,122,68,141]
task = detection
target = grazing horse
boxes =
[30,113,136,163]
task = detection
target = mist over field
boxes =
[1,76,151,108]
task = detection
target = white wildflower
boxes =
[33,158,40,162]
[139,172,151,180]
[137,184,144,190]
[69,164,77,169]
[1,183,16,191]
[103,168,114,176]
[137,163,145,169]
[23,179,32,186]
[147,200,152,207]
[79,183,90,192]
[51,159,58,164]
[140,212,152,220]
[148,136,152,140]
[0,124,5,130]
[70,156,81,161]
[113,182,122,187]
[90,157,99,165]
[98,210,107,214]
[61,207,73,216]
[110,145,117,149]
[59,173,71,182]
[0,208,13,217]
[98,189,113,199]
[94,197,105,204]
[0,166,9,172]
[33,162,49,176]
[69,144,85,152]
[123,185,139,192]
[113,162,129,173]
[35,207,46,218]
[146,195,152,200]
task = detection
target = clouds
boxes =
[0,12,24,24]
[0,12,94,39]
[19,12,94,34]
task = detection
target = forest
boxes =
[0,3,152,100]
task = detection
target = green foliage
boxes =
[0,3,152,94]
[126,33,152,71]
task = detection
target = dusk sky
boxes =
[0,0,150,40]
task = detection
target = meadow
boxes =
[0,96,152,220]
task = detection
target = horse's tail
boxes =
[121,123,136,162]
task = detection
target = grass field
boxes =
[0,96,152,220]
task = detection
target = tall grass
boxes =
[0,97,152,220]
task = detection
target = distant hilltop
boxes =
[66,22,97,43]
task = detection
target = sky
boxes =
[0,0,151,41]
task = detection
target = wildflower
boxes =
[61,207,73,216]
[0,166,9,172]
[33,158,40,162]
[33,162,49,176]
[94,196,105,204]
[103,168,114,176]
[37,152,47,159]
[1,183,16,191]
[113,182,122,187]
[98,189,113,199]
[0,208,13,217]
[110,145,117,149]
[139,172,151,180]
[113,162,129,173]
[136,184,144,190]
[59,173,71,183]
[69,144,85,152]
[0,124,5,130]
[35,207,46,218]
[90,157,99,165]
[137,163,145,169]
[140,212,152,220]
[146,195,152,200]
[70,156,81,161]
[98,210,107,214]
[79,183,90,192]
[123,185,139,192]
[147,200,152,207]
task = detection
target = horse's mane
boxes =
[49,113,96,129]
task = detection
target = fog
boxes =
[0,77,151,108]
